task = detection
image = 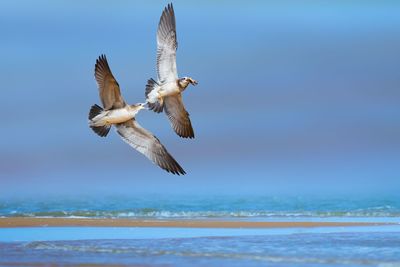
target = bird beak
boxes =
[140,102,149,110]
[190,79,198,86]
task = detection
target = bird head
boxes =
[130,103,148,111]
[178,77,198,89]
[140,102,149,110]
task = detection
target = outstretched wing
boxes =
[157,3,178,83]
[115,120,186,175]
[164,94,194,138]
[95,54,125,110]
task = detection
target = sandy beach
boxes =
[0,217,391,228]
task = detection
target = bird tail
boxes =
[145,78,164,113]
[88,104,111,137]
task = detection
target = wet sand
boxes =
[0,217,391,228]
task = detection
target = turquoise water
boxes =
[1,195,400,266]
[1,195,400,218]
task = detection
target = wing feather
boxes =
[95,54,125,110]
[164,94,194,138]
[115,120,186,175]
[157,3,178,82]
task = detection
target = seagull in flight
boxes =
[88,55,185,175]
[145,3,198,139]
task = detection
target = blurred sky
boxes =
[0,0,399,197]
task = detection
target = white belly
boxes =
[147,81,179,104]
[160,81,180,96]
[105,109,134,124]
[91,108,134,126]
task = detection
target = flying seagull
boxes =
[88,54,185,175]
[145,3,198,139]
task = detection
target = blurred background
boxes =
[0,0,399,197]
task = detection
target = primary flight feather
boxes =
[145,3,198,139]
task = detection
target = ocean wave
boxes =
[3,208,400,218]
[2,197,400,219]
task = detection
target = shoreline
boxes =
[0,217,393,228]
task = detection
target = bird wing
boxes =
[157,3,178,83]
[164,94,194,138]
[95,54,126,110]
[115,120,186,175]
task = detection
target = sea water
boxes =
[1,229,400,266]
[1,195,400,266]
[1,195,400,219]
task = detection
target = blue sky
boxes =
[0,1,399,197]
